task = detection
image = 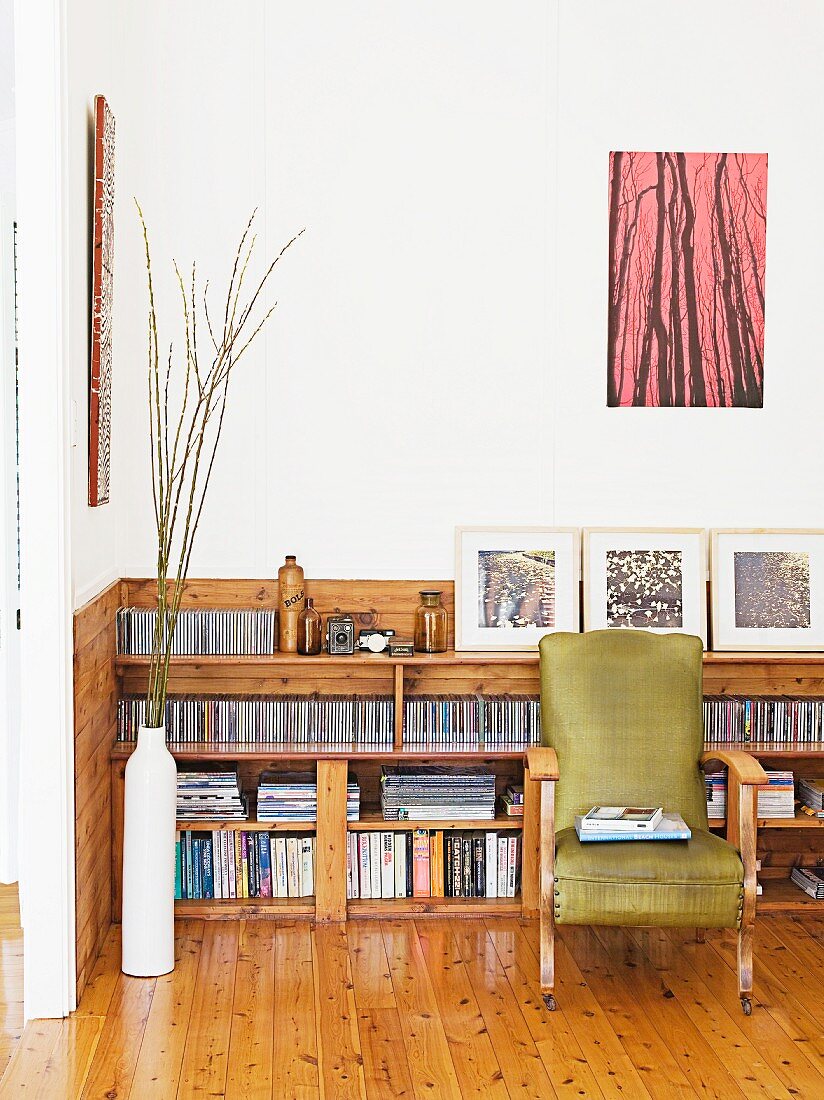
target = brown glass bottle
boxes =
[414,590,448,653]
[297,598,323,656]
[277,555,305,653]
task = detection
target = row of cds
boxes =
[403,697,540,746]
[704,698,824,744]
[117,695,395,746]
[122,694,824,748]
[117,606,278,656]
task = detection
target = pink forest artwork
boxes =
[607,151,767,408]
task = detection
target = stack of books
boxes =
[175,830,314,899]
[791,866,824,900]
[380,766,496,821]
[176,768,247,821]
[705,773,727,820]
[757,771,795,818]
[346,829,521,899]
[501,784,524,817]
[797,777,824,818]
[574,806,691,842]
[257,772,360,822]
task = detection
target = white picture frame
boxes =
[454,527,580,651]
[583,528,707,646]
[710,529,824,651]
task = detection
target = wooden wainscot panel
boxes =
[74,581,119,1001]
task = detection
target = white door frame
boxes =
[0,191,20,888]
[14,0,76,1019]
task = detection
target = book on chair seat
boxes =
[579,806,663,832]
[574,812,691,842]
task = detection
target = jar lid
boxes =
[420,589,442,597]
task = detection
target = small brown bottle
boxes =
[278,555,305,653]
[297,598,323,656]
[414,590,448,653]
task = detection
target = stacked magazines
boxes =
[380,766,496,821]
[176,767,248,821]
[757,771,795,818]
[798,777,824,818]
[791,866,824,900]
[705,773,727,820]
[257,772,360,822]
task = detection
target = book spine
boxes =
[412,829,430,897]
[394,833,406,898]
[359,834,371,900]
[507,835,518,898]
[259,833,272,898]
[473,833,485,897]
[300,836,314,897]
[405,832,413,897]
[203,836,214,899]
[462,837,472,898]
[497,836,507,898]
[192,838,202,899]
[485,832,497,898]
[430,831,444,898]
[369,834,382,899]
[381,831,395,900]
[175,831,182,900]
[275,837,288,898]
[241,833,249,899]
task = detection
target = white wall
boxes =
[97,0,818,585]
[64,0,125,607]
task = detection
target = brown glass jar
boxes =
[278,555,305,652]
[297,598,323,656]
[414,590,448,653]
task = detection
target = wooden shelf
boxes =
[112,741,531,761]
[174,896,314,920]
[348,809,523,832]
[758,879,824,912]
[705,742,824,758]
[115,650,540,671]
[347,895,522,918]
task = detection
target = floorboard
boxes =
[3,903,824,1099]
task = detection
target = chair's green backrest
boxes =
[539,630,708,832]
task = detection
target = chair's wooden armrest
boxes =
[526,747,559,781]
[700,750,767,786]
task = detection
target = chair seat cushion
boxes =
[553,827,744,928]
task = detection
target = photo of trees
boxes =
[734,551,810,629]
[608,151,767,407]
[477,550,555,629]
[606,549,683,628]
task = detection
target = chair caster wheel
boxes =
[741,997,752,1016]
[543,994,557,1011]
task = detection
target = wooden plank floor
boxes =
[3,911,824,1098]
[0,883,23,1081]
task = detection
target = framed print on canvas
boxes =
[710,530,824,651]
[455,527,580,651]
[583,528,707,646]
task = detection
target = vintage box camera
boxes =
[356,628,395,654]
[326,614,355,655]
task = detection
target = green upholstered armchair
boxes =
[528,630,766,1015]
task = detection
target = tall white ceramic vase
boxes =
[121,723,177,977]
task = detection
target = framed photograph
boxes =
[455,527,580,651]
[711,530,824,651]
[584,528,707,645]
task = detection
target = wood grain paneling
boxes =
[74,580,121,1003]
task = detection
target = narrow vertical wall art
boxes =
[607,151,767,408]
[89,94,116,505]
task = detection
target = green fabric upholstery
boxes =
[553,826,743,927]
[539,630,744,929]
[539,631,708,832]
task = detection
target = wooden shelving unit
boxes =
[95,578,824,926]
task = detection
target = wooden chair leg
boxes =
[538,777,557,1011]
[695,928,705,943]
[737,922,753,1015]
[540,906,556,1011]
